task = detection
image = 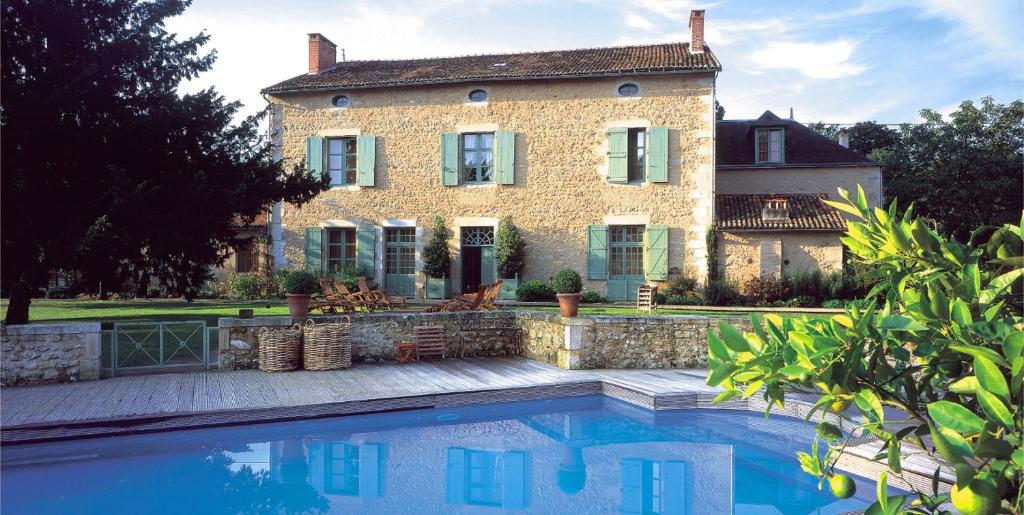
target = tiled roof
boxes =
[716,111,876,168]
[716,193,847,232]
[263,42,721,94]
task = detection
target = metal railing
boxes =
[101,321,216,376]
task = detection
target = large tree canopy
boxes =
[1,0,328,323]
[809,98,1023,241]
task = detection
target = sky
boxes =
[165,0,1024,124]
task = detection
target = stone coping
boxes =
[1,323,101,335]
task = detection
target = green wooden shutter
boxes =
[356,134,376,187]
[606,128,628,183]
[441,132,459,186]
[646,224,669,281]
[306,136,324,176]
[480,246,496,284]
[495,131,515,185]
[647,126,669,183]
[587,225,608,280]
[357,227,376,279]
[304,228,322,273]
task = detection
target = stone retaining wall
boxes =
[1,323,101,385]
[219,311,751,371]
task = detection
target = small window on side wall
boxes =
[332,95,350,108]
[617,83,640,97]
[468,89,488,102]
[756,128,784,163]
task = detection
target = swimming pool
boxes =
[1,395,884,514]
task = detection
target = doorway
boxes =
[460,227,495,293]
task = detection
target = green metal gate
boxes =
[111,321,210,375]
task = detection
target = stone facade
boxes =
[715,165,882,208]
[268,73,716,299]
[717,231,844,285]
[219,311,745,371]
[1,323,101,385]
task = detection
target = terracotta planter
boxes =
[285,293,312,319]
[557,293,582,317]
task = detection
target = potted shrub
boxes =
[422,216,452,299]
[495,215,526,300]
[284,270,319,318]
[551,269,583,317]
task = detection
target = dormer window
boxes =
[756,128,784,163]
[762,198,790,222]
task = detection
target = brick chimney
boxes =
[689,10,705,53]
[308,33,337,74]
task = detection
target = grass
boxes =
[2,298,831,325]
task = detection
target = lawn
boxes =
[2,298,831,325]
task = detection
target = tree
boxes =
[707,187,1023,515]
[715,100,725,121]
[806,121,897,157]
[877,98,1023,241]
[1,0,328,323]
[495,216,526,279]
[806,121,842,141]
[422,216,452,279]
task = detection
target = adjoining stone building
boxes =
[713,111,882,283]
[261,10,720,301]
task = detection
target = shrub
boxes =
[654,291,667,305]
[663,275,698,297]
[422,216,452,279]
[267,269,289,299]
[146,285,162,298]
[665,294,702,306]
[515,280,556,302]
[551,269,583,294]
[821,299,847,309]
[330,264,363,292]
[228,273,265,300]
[700,279,741,306]
[495,216,526,279]
[783,269,824,304]
[739,275,789,306]
[707,188,1024,514]
[580,290,605,303]
[283,270,319,295]
[197,278,227,299]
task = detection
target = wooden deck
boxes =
[0,358,719,442]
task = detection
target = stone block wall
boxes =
[220,311,754,371]
[1,323,101,385]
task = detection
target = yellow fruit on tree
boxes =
[950,480,1000,515]
[828,474,856,499]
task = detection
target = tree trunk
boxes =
[4,280,32,325]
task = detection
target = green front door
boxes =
[384,228,416,297]
[607,225,645,301]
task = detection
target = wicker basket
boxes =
[302,317,353,370]
[258,325,302,372]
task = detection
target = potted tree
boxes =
[284,270,319,318]
[551,269,583,317]
[422,216,452,299]
[495,215,526,300]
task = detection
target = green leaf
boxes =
[713,389,740,405]
[887,442,902,474]
[864,496,907,515]
[855,390,885,423]
[930,424,974,463]
[707,363,738,387]
[974,356,1010,404]
[779,365,810,378]
[707,332,730,361]
[823,198,863,218]
[741,380,765,399]
[950,298,973,327]
[948,376,979,394]
[950,344,1008,366]
[816,422,843,442]
[718,322,750,353]
[876,471,889,512]
[1012,448,1024,468]
[927,400,985,433]
[1004,331,1024,361]
[976,388,1014,429]
[979,267,1024,305]
[878,315,928,332]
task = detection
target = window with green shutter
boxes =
[607,128,628,183]
[356,134,376,186]
[306,136,324,177]
[356,227,376,279]
[304,228,323,273]
[495,131,515,185]
[626,129,646,183]
[647,126,668,183]
[324,228,357,275]
[586,225,608,280]
[461,133,494,184]
[326,137,356,185]
[441,133,459,186]
[645,224,668,280]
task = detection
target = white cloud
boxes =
[915,0,1022,52]
[631,0,701,21]
[704,19,788,46]
[747,40,866,79]
[625,13,656,30]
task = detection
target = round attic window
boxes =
[617,83,640,97]
[468,89,488,102]
[331,95,350,107]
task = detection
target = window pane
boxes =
[329,230,342,244]
[480,166,492,182]
[480,150,493,167]
[328,139,345,153]
[479,133,493,149]
[328,155,343,170]
[464,134,478,148]
[345,138,357,154]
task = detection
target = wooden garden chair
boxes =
[311,277,355,315]
[356,277,395,311]
[413,325,446,360]
[334,282,375,312]
[477,280,504,310]
[426,288,484,312]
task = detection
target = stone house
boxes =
[261,10,720,301]
[713,111,881,283]
[212,212,271,283]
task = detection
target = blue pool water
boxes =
[1,395,884,514]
